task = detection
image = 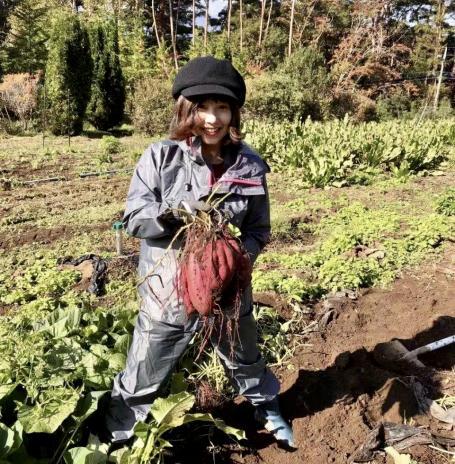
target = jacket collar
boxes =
[177,136,205,165]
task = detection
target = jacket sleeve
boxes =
[240,178,271,264]
[122,145,176,239]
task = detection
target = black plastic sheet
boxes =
[58,254,108,296]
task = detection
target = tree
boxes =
[0,72,40,128]
[1,0,49,74]
[330,1,412,97]
[117,14,154,87]
[45,13,92,135]
[86,18,125,130]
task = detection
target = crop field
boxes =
[0,119,455,464]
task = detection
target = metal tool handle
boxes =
[401,334,455,360]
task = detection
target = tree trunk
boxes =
[258,0,265,47]
[239,0,243,52]
[264,0,273,44]
[192,0,196,45]
[151,0,161,47]
[174,0,181,45]
[168,0,178,70]
[288,0,295,57]
[227,0,232,40]
[205,0,209,52]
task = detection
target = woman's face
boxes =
[194,98,232,151]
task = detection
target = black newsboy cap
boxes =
[172,56,246,107]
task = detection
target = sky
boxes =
[209,0,225,18]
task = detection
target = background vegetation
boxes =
[0,0,454,135]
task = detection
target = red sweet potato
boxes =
[177,225,253,317]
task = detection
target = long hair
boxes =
[169,95,242,144]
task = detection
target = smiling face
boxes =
[194,98,232,154]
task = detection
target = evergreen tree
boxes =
[86,18,125,130]
[45,13,92,135]
[1,0,49,74]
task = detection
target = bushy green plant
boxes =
[255,201,453,299]
[0,256,137,461]
[44,13,92,136]
[244,117,450,186]
[376,88,413,120]
[132,76,173,136]
[436,188,455,216]
[86,18,125,130]
[245,47,330,122]
[99,135,121,163]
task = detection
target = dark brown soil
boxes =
[168,247,455,464]
[2,158,454,463]
[0,222,112,250]
[242,248,454,464]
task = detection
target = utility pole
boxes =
[433,46,447,113]
[258,0,265,48]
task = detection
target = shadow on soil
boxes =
[170,316,455,463]
[280,315,454,431]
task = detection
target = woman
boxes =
[105,56,295,449]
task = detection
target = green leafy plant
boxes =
[436,188,455,216]
[65,392,245,464]
[244,117,450,187]
[98,135,122,163]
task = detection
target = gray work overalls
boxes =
[106,136,279,442]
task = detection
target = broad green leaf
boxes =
[80,345,122,389]
[0,422,22,458]
[113,334,131,354]
[108,447,132,463]
[170,373,187,394]
[132,422,155,442]
[73,391,108,423]
[0,383,17,401]
[34,307,81,339]
[64,447,107,464]
[44,340,84,371]
[150,392,195,427]
[181,413,246,440]
[108,353,126,373]
[17,388,79,434]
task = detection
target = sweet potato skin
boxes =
[178,234,251,316]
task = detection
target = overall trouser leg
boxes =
[212,306,280,405]
[106,311,197,442]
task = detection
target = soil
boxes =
[168,246,455,464]
[0,175,129,251]
[2,159,454,463]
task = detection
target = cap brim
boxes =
[181,84,238,102]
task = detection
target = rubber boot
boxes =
[254,397,296,449]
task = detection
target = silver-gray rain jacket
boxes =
[123,136,271,325]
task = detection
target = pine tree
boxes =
[1,0,49,74]
[45,13,92,135]
[86,18,125,130]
